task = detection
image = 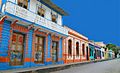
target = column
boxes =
[0,20,11,70]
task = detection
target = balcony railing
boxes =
[4,1,68,36]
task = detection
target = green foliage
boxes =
[106,44,120,54]
[106,44,120,58]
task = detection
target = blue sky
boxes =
[52,0,120,46]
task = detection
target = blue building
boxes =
[0,0,68,70]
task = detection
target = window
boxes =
[37,7,45,17]
[82,44,85,56]
[34,36,44,63]
[76,42,79,56]
[18,0,28,9]
[68,39,72,57]
[10,32,25,66]
[90,48,92,56]
[51,13,57,23]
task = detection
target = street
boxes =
[51,59,120,73]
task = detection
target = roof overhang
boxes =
[38,0,68,16]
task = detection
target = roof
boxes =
[89,41,95,45]
[40,0,68,16]
[95,42,106,47]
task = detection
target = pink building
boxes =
[63,26,89,64]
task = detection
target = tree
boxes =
[106,44,120,58]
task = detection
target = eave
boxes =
[38,0,68,16]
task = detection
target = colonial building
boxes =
[63,26,89,63]
[0,0,116,71]
[0,0,68,70]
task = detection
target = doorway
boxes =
[86,46,89,60]
[52,41,58,63]
[10,32,25,66]
[34,36,44,64]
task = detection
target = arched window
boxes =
[76,42,79,56]
[68,39,72,57]
[82,44,85,56]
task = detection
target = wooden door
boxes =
[34,36,44,63]
[52,41,58,63]
[10,32,25,66]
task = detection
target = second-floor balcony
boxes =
[2,1,68,36]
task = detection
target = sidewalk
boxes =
[0,59,113,73]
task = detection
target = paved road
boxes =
[51,59,120,73]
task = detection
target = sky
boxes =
[52,0,120,46]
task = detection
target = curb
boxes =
[0,59,115,73]
[25,59,114,73]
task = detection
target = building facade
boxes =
[63,26,89,64]
[95,42,106,59]
[94,44,101,60]
[0,0,116,71]
[0,0,68,70]
[89,41,95,60]
[105,48,109,59]
[101,48,105,59]
[108,50,115,59]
